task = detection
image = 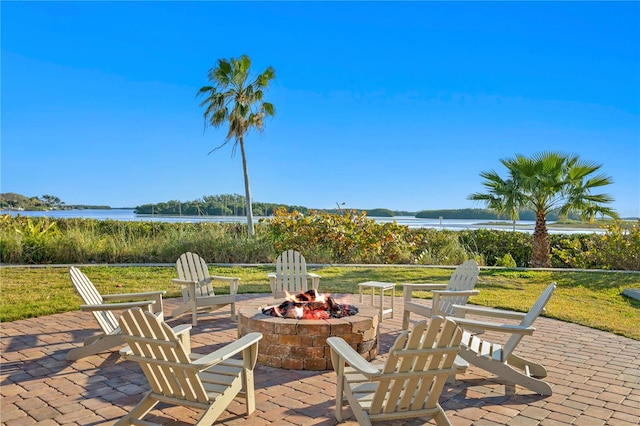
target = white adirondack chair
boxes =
[171,252,239,326]
[268,249,320,299]
[67,266,165,361]
[327,316,462,425]
[449,282,556,395]
[117,307,262,425]
[402,259,480,329]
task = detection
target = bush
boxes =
[261,208,418,264]
[458,229,532,267]
[587,221,640,270]
[495,253,517,268]
[412,229,472,265]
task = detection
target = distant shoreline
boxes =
[2,208,631,234]
[3,208,637,225]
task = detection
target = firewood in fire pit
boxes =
[262,290,358,319]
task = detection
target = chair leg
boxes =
[334,376,344,422]
[433,403,452,426]
[459,349,552,395]
[115,391,158,425]
[402,310,411,330]
[507,353,548,378]
[243,368,256,415]
[196,403,229,425]
[230,302,237,322]
[349,402,372,426]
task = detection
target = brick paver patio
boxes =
[1,293,639,425]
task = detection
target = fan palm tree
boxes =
[469,151,617,267]
[197,55,275,236]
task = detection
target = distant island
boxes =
[0,193,111,211]
[1,192,590,222]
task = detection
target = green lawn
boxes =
[1,265,639,340]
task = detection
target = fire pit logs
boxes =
[262,290,358,319]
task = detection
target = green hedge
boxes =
[1,213,638,270]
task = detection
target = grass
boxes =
[1,265,639,340]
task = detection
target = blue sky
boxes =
[2,1,639,217]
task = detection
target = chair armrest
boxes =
[447,316,535,335]
[172,324,192,335]
[102,291,165,301]
[192,332,263,369]
[211,275,240,283]
[172,278,199,286]
[307,272,320,290]
[326,337,380,377]
[172,324,193,354]
[451,304,527,320]
[402,283,448,291]
[432,290,479,297]
[403,283,448,301]
[268,274,277,294]
[80,300,156,311]
[211,276,240,294]
[172,279,199,298]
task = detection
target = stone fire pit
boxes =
[237,302,379,370]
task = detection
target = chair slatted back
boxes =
[69,266,118,335]
[501,282,556,359]
[274,250,309,295]
[119,307,209,403]
[370,317,462,415]
[437,259,480,314]
[176,252,215,299]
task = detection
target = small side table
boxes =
[358,281,395,322]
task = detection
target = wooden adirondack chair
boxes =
[449,282,556,395]
[117,307,262,425]
[171,252,239,326]
[327,316,463,425]
[268,249,320,299]
[402,259,480,329]
[67,266,165,361]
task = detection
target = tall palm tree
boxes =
[469,151,617,267]
[197,55,275,236]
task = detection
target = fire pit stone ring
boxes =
[237,301,379,371]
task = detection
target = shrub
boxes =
[550,234,594,268]
[589,221,640,270]
[458,229,532,267]
[13,217,61,263]
[495,253,517,268]
[261,208,419,264]
[413,229,472,265]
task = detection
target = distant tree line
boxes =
[415,208,579,221]
[133,194,310,217]
[2,192,585,221]
[0,193,110,211]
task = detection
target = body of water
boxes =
[1,209,604,234]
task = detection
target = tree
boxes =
[197,55,276,236]
[40,195,64,208]
[468,151,618,267]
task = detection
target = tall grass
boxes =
[1,216,276,264]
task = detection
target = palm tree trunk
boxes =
[531,210,551,268]
[239,137,254,236]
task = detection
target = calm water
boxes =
[1,209,603,234]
